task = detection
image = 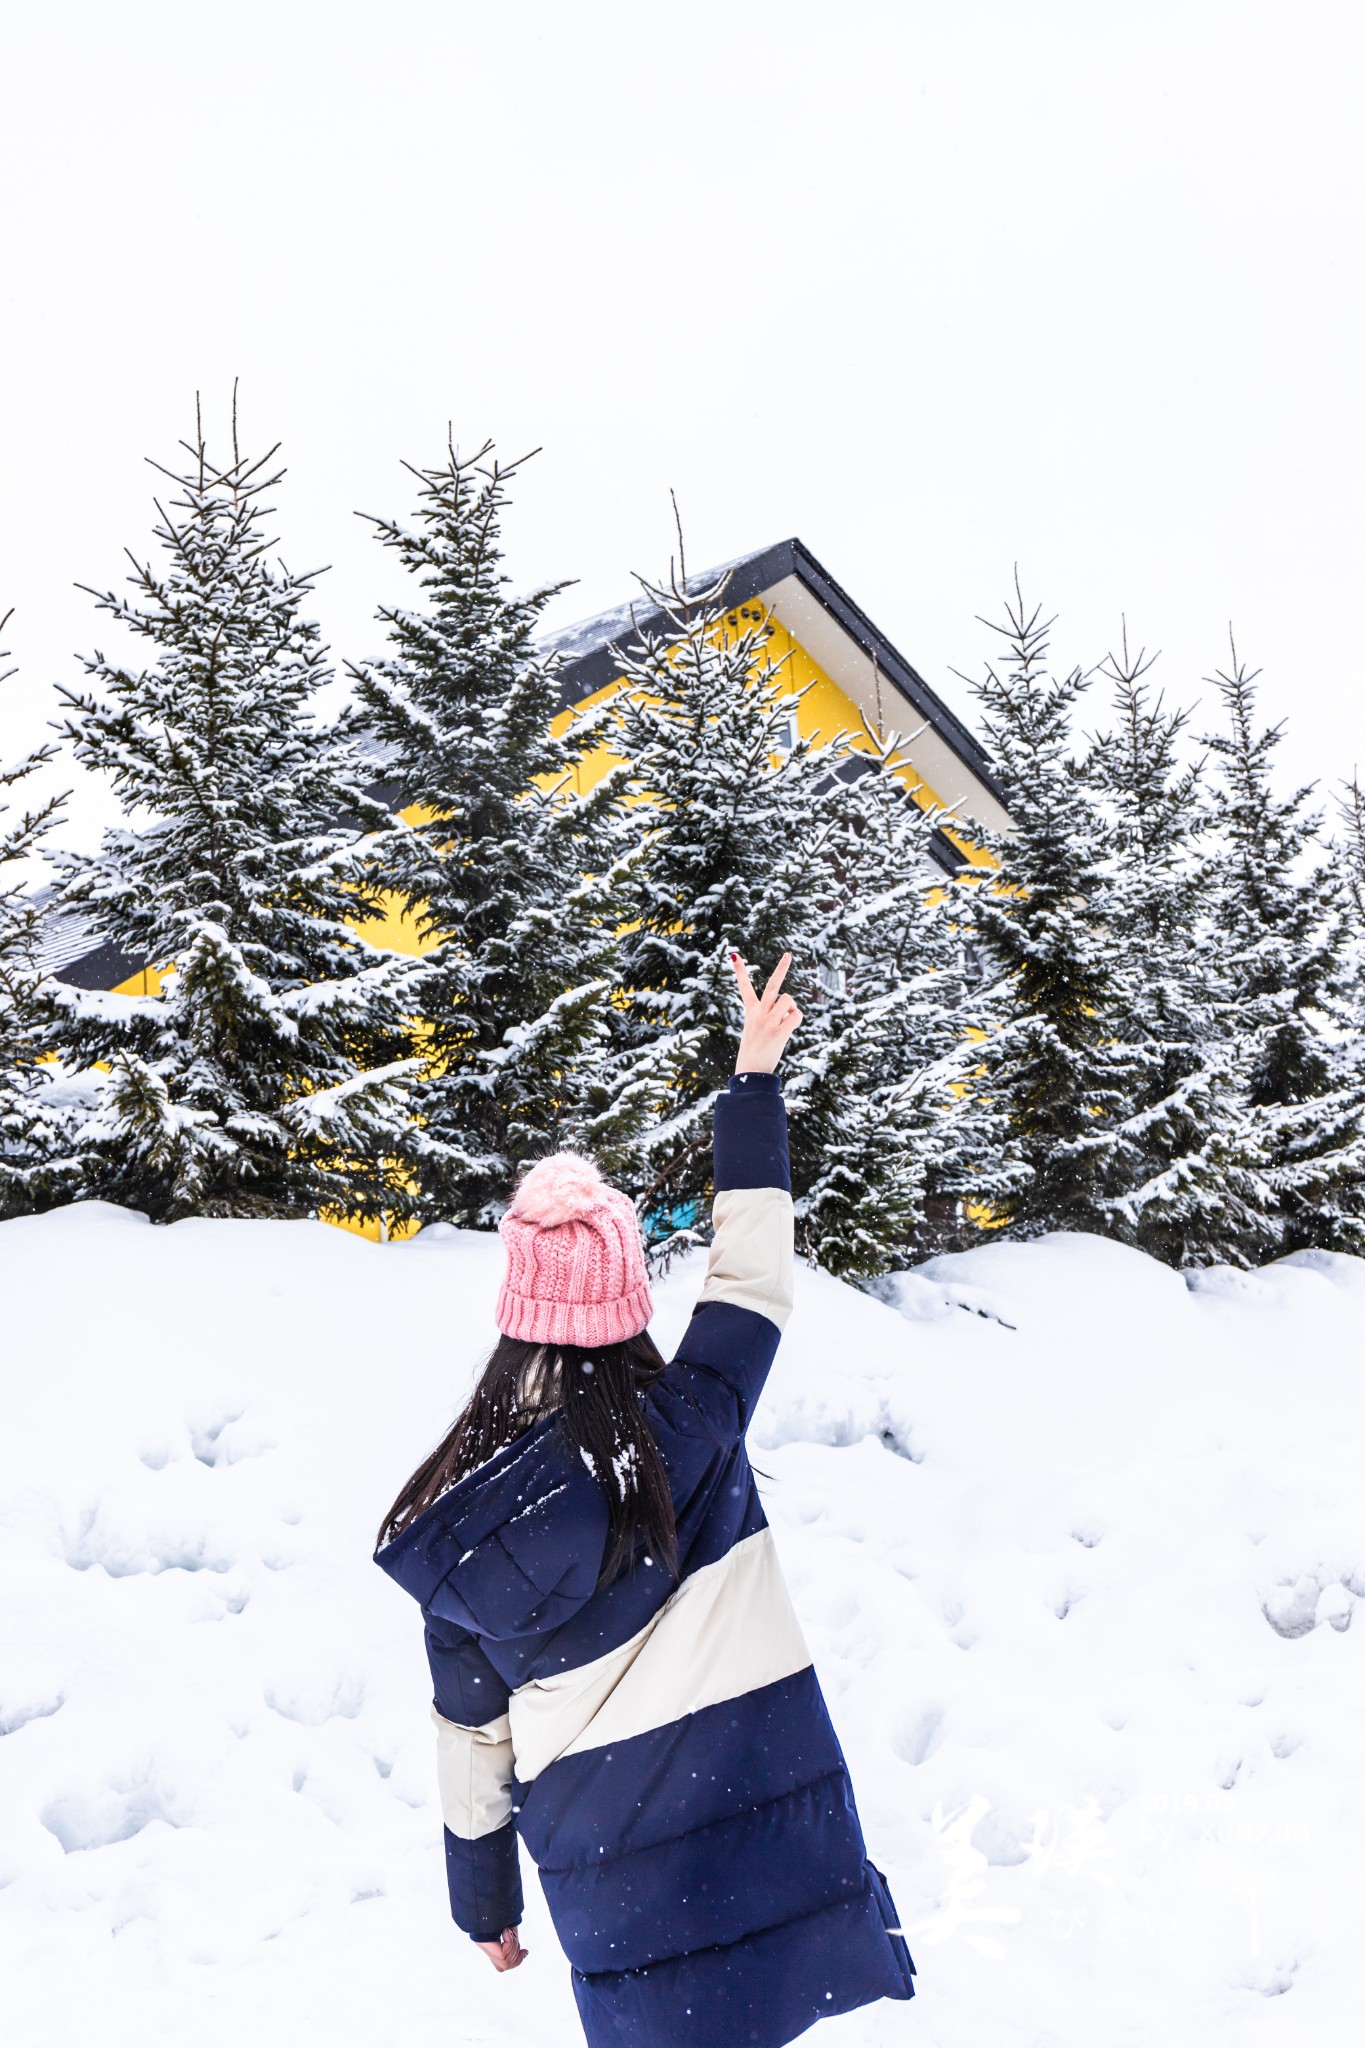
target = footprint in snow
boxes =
[1238,1957,1298,1998]
[892,1702,947,1767]
[265,1673,366,1725]
[189,1406,274,1467]
[970,1805,1033,1867]
[0,1690,65,1736]
[41,1773,186,1853]
[139,1410,273,1469]
[1263,1574,1354,1638]
[63,1507,233,1577]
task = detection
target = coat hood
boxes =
[373,1414,609,1643]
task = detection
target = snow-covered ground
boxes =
[2,1205,1361,2048]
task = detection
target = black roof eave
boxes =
[551,536,1007,812]
[53,937,148,991]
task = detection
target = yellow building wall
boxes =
[548,601,993,872]
[111,964,167,997]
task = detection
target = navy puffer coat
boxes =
[376,1072,917,2047]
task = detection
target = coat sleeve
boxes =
[423,1608,525,1941]
[670,1070,794,1431]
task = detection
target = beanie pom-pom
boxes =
[510,1151,610,1228]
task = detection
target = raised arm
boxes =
[674,953,802,1427]
[701,1072,794,1331]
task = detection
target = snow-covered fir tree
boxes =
[51,398,421,1226]
[349,437,673,1223]
[607,553,857,1256]
[1337,774,1365,1036]
[1083,626,1269,1265]
[787,722,997,1275]
[1325,774,1365,1244]
[1321,776,1365,1245]
[1340,774,1365,944]
[0,615,87,1218]
[1198,644,1363,1255]
[955,583,1146,1237]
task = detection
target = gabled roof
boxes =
[545,536,1009,829]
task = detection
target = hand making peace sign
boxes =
[730,949,803,1075]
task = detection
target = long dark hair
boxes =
[377,1328,679,1587]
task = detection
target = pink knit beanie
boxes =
[496,1153,654,1347]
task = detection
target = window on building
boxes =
[772,702,801,753]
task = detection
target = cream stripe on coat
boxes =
[508,1527,811,1785]
[431,1705,516,1840]
[697,1186,795,1332]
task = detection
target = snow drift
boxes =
[1,1204,1361,2047]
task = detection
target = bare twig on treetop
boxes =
[669,488,686,595]
[1103,615,1162,688]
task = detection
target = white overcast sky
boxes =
[3,0,1362,860]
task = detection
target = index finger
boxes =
[760,952,792,1007]
[730,949,759,1010]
